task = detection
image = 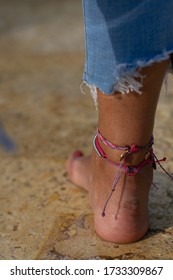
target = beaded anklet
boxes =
[93,129,173,217]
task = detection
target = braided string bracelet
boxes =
[93,129,173,217]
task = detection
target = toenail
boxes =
[73,151,84,158]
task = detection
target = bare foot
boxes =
[67,148,152,243]
[66,60,170,243]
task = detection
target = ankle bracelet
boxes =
[93,129,173,217]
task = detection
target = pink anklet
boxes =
[93,129,173,217]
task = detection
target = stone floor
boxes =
[0,0,173,260]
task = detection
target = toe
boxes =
[66,151,90,191]
[66,150,84,180]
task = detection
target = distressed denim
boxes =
[82,0,173,100]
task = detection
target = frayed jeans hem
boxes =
[81,51,173,107]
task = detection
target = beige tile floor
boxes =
[0,0,173,260]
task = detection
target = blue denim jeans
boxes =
[82,0,173,98]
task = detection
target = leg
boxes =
[67,59,169,243]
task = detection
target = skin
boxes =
[67,59,170,243]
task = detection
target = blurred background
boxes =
[0,0,95,158]
[0,0,173,260]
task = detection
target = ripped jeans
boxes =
[82,0,173,102]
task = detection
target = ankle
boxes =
[93,129,155,217]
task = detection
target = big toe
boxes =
[66,151,90,191]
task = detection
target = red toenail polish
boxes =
[73,151,83,158]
